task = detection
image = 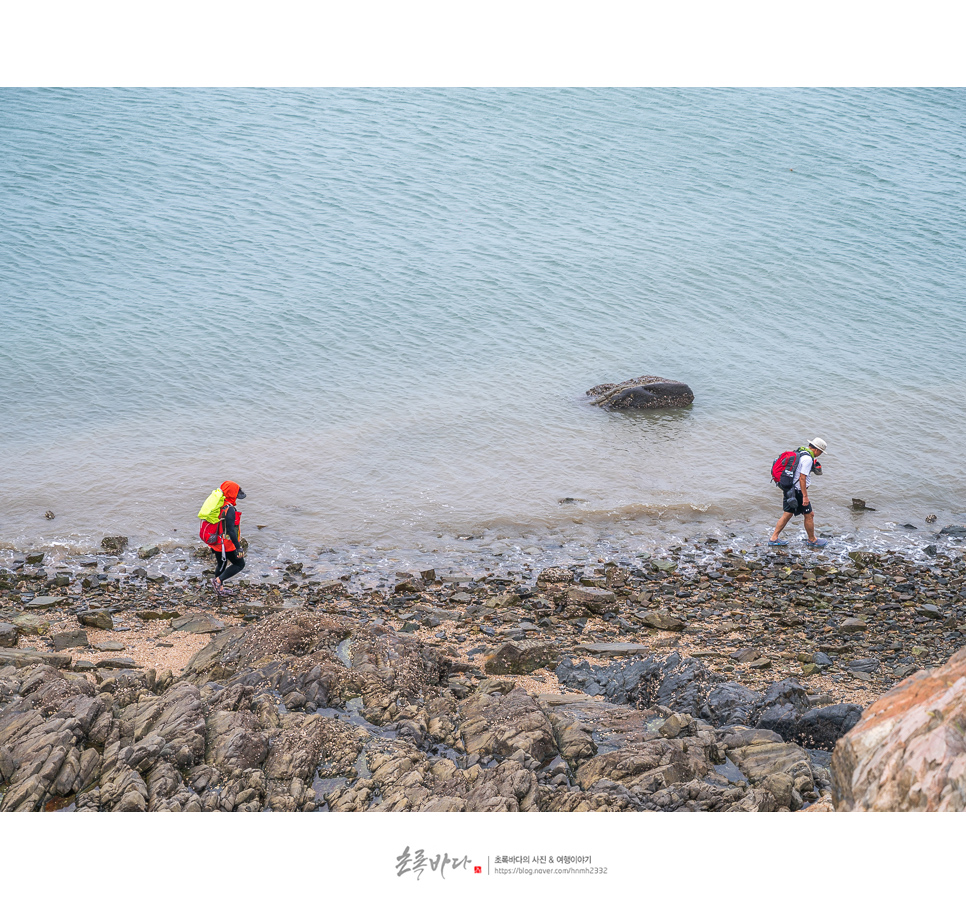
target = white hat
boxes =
[808,437,828,453]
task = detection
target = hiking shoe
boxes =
[212,578,235,597]
[768,539,788,546]
[806,539,828,548]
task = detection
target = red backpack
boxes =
[771,449,807,490]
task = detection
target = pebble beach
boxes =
[2,530,963,812]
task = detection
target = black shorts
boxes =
[783,489,813,516]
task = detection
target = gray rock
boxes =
[136,608,179,621]
[575,643,652,658]
[792,704,863,751]
[843,658,880,673]
[658,712,694,739]
[556,657,663,705]
[171,614,225,634]
[638,611,686,632]
[587,376,694,411]
[536,567,575,588]
[100,536,129,554]
[848,551,880,569]
[484,641,559,675]
[0,623,18,648]
[77,611,115,630]
[94,641,126,652]
[12,614,51,636]
[25,553,45,565]
[459,686,557,764]
[96,657,137,669]
[705,682,763,727]
[722,728,815,805]
[567,585,617,614]
[51,630,90,652]
[23,596,65,610]
[636,654,722,717]
[838,618,867,634]
[754,679,810,741]
[483,593,520,609]
[0,648,72,669]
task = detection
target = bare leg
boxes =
[804,512,816,542]
[771,512,793,541]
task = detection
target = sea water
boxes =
[2,88,965,575]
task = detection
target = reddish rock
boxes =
[831,647,966,811]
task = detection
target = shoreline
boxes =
[2,535,964,812]
[3,536,965,696]
[3,500,965,583]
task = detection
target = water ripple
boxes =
[2,88,965,553]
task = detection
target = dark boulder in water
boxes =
[587,375,694,410]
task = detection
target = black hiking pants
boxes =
[213,548,246,582]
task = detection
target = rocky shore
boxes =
[1,539,964,812]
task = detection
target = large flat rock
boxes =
[23,596,67,610]
[0,648,72,669]
[575,643,652,657]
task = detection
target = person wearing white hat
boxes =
[769,438,828,547]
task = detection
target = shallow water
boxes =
[3,88,965,564]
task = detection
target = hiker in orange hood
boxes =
[197,480,247,596]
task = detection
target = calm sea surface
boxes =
[2,88,965,576]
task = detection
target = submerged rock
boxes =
[101,536,129,554]
[587,376,694,411]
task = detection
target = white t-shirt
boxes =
[793,452,814,491]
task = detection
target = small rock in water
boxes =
[137,545,160,560]
[851,498,875,511]
[925,514,937,524]
[101,535,129,554]
[44,510,55,519]
[25,553,45,565]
